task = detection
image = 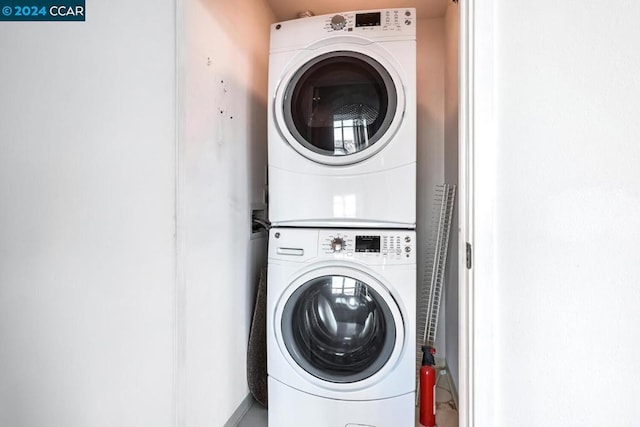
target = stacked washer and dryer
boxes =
[266,8,417,427]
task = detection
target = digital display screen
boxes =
[355,12,381,27]
[356,236,380,252]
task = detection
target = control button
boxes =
[404,236,411,243]
[331,237,346,252]
[405,10,411,17]
[405,246,412,253]
[405,19,412,25]
[330,14,347,30]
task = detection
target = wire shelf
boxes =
[415,184,456,393]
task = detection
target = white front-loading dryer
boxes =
[267,228,416,426]
[268,9,416,228]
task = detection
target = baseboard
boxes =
[447,368,459,410]
[223,393,254,427]
[440,363,459,410]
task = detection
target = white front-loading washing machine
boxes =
[268,9,416,228]
[267,227,416,426]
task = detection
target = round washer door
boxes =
[274,45,406,166]
[278,268,404,384]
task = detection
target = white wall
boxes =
[178,0,273,425]
[0,2,176,426]
[479,1,640,425]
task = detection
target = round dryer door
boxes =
[280,273,401,383]
[278,50,404,165]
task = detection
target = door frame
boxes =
[459,0,497,425]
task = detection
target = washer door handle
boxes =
[277,247,304,256]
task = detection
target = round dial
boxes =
[330,14,347,30]
[331,237,346,252]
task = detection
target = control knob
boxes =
[331,237,346,252]
[330,14,347,31]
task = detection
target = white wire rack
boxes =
[415,184,456,392]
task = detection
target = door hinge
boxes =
[466,242,472,269]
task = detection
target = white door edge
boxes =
[459,0,497,426]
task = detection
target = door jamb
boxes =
[459,0,497,425]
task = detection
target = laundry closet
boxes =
[179,1,460,425]
[5,0,637,426]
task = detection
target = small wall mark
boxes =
[216,78,235,121]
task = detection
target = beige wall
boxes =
[416,16,449,360]
[444,1,460,391]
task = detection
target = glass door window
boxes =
[283,51,398,159]
[281,274,397,383]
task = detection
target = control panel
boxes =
[320,230,414,263]
[270,8,416,52]
[322,9,414,33]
